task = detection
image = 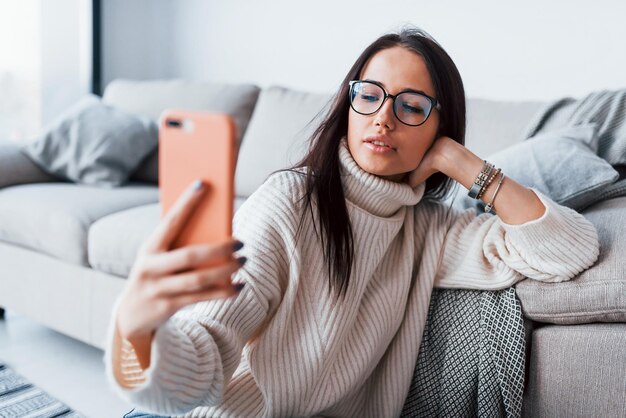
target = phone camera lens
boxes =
[166,119,182,128]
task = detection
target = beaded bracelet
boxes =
[484,172,505,213]
[477,167,501,200]
[468,160,495,199]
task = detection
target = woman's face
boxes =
[347,46,440,182]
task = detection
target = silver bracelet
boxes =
[485,172,505,213]
[468,160,494,199]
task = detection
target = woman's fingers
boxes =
[144,180,207,254]
[117,245,246,340]
[141,240,243,277]
[116,179,247,340]
[153,257,246,297]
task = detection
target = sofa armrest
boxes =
[0,141,61,188]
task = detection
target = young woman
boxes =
[106,28,599,418]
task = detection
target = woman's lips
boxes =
[364,141,395,154]
[363,136,396,154]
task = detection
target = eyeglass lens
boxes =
[350,81,433,126]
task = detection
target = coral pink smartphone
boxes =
[159,110,236,257]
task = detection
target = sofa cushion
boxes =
[516,196,626,324]
[21,95,158,187]
[235,86,332,197]
[103,79,261,184]
[88,203,160,277]
[465,98,545,157]
[522,324,626,417]
[0,183,158,266]
[89,198,250,277]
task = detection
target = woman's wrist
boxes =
[116,314,155,370]
[435,138,483,190]
[436,138,546,223]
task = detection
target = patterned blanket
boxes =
[401,288,526,418]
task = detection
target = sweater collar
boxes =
[338,138,426,217]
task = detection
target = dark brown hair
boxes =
[293,27,466,297]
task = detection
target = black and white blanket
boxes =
[401,288,526,418]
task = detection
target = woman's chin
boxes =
[362,165,406,182]
[352,153,407,181]
[379,172,407,182]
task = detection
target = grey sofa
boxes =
[0,79,624,417]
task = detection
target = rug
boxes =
[0,363,85,418]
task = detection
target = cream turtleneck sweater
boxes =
[103,141,599,417]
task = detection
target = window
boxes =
[0,0,93,143]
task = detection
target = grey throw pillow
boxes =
[447,124,619,212]
[21,95,158,187]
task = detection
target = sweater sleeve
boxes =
[102,179,292,416]
[429,188,600,290]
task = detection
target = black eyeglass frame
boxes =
[348,79,441,127]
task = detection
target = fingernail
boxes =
[233,283,245,292]
[192,179,204,191]
[233,241,244,251]
[236,256,247,266]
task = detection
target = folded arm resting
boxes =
[431,188,600,290]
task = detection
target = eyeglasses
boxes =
[348,80,441,127]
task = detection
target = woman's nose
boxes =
[374,97,396,129]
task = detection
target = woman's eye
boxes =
[401,103,425,114]
[360,94,380,102]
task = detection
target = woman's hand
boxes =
[115,180,245,342]
[406,135,453,188]
[407,136,547,224]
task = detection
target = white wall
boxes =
[104,0,626,101]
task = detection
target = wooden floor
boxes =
[0,308,135,418]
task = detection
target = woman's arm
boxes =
[410,136,545,224]
[104,178,292,415]
[440,137,546,224]
[106,279,271,414]
[410,136,600,289]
